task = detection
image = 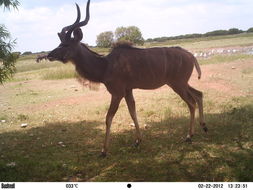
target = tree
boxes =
[115,26,144,45]
[247,27,253,33]
[126,26,144,45]
[96,31,114,48]
[204,30,228,37]
[0,0,19,10]
[0,25,19,84]
[227,28,243,35]
[0,0,19,84]
[22,51,32,55]
[115,26,128,41]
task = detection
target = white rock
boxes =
[1,120,6,123]
[58,142,66,147]
[130,123,135,127]
[21,123,28,128]
[6,162,16,167]
[217,49,224,53]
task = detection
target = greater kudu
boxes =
[40,0,207,157]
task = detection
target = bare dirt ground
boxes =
[191,59,253,96]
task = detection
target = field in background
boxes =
[144,32,253,50]
[0,33,253,182]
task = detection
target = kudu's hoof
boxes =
[99,152,107,158]
[134,139,142,147]
[201,122,208,133]
[185,136,192,144]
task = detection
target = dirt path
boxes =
[190,59,253,97]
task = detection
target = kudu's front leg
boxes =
[125,89,142,146]
[101,95,122,157]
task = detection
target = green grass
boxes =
[18,54,38,61]
[10,58,78,81]
[199,54,253,65]
[15,60,61,73]
[0,96,252,181]
[41,64,78,80]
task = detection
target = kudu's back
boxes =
[105,46,200,90]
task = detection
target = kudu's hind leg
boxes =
[101,95,122,157]
[171,85,196,142]
[125,89,142,146]
[188,86,207,132]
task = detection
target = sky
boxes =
[1,0,253,53]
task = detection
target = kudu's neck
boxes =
[72,44,107,83]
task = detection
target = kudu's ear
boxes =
[73,28,83,42]
[57,33,64,42]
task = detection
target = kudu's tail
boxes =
[194,57,201,79]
